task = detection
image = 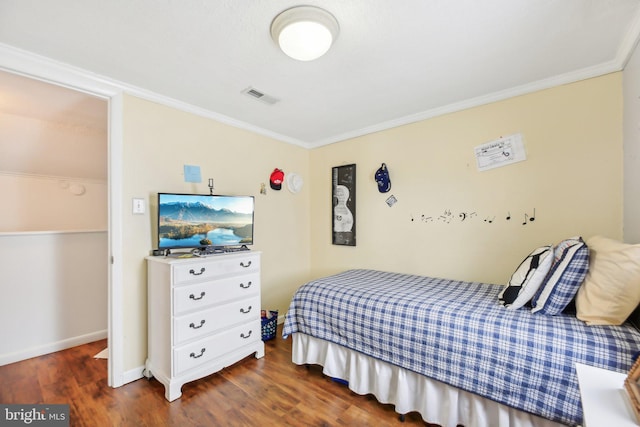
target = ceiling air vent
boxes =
[241,87,279,105]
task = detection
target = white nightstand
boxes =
[575,363,638,426]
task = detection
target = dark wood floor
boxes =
[0,325,437,426]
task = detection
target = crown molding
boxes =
[616,6,640,69]
[307,9,640,148]
[3,17,639,152]
[307,58,626,149]
[0,43,120,98]
[0,43,309,148]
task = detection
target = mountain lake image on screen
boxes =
[157,193,254,250]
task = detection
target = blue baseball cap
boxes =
[375,163,391,193]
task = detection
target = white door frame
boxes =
[0,43,125,387]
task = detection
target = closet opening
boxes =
[0,69,109,373]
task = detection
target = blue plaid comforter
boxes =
[282,269,640,426]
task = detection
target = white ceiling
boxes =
[1,0,640,148]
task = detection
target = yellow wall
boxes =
[310,74,623,284]
[121,96,311,370]
[119,73,622,373]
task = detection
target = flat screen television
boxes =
[157,193,254,251]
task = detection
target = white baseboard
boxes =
[122,365,145,386]
[0,329,108,366]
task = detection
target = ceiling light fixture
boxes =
[270,6,339,61]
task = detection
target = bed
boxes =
[282,266,640,427]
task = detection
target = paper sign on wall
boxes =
[474,133,526,172]
[184,165,202,183]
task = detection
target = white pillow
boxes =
[499,245,553,309]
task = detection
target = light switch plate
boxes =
[132,198,145,214]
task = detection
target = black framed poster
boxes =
[332,164,356,246]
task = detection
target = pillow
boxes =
[498,245,553,309]
[575,236,640,325]
[531,237,589,315]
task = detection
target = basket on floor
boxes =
[261,310,278,341]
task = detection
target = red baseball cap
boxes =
[270,168,284,190]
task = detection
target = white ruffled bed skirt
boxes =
[291,333,566,427]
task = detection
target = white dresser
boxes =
[144,251,265,401]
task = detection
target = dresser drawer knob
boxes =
[189,292,206,300]
[189,267,206,276]
[189,348,206,359]
[189,320,206,329]
[240,261,252,268]
[239,281,252,289]
[240,305,252,314]
[240,330,253,339]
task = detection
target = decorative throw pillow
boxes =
[498,245,553,309]
[531,237,589,315]
[575,236,640,325]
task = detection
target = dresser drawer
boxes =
[173,296,260,345]
[173,319,261,375]
[173,273,259,315]
[173,254,260,284]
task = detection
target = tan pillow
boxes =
[575,235,640,325]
